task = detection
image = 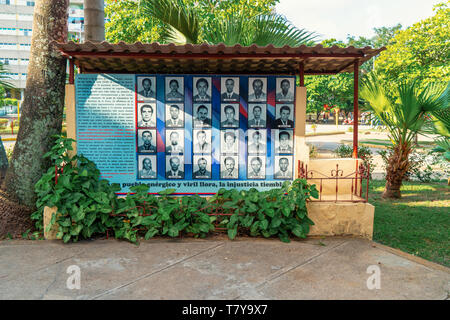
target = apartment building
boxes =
[0,0,84,97]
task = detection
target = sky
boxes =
[275,0,443,42]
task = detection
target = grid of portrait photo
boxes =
[135,75,295,181]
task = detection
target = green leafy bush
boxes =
[32,135,120,242]
[334,143,374,178]
[34,136,318,244]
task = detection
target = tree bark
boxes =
[0,137,7,185]
[84,0,105,42]
[382,143,411,199]
[2,0,69,207]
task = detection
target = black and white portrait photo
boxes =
[137,155,157,179]
[193,77,212,102]
[220,155,239,179]
[165,129,184,154]
[275,104,294,128]
[192,155,212,179]
[221,77,239,102]
[248,77,267,102]
[137,103,156,128]
[165,155,185,179]
[221,129,239,154]
[220,104,239,128]
[193,104,212,128]
[193,129,212,154]
[247,129,266,154]
[274,156,293,179]
[274,129,294,154]
[137,129,157,153]
[137,76,156,101]
[165,77,184,101]
[165,103,185,128]
[276,78,295,102]
[247,156,266,179]
[248,104,267,128]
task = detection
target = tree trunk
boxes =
[382,143,411,199]
[84,0,105,42]
[2,0,69,207]
[0,137,7,185]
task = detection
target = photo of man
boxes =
[274,156,293,179]
[192,155,212,179]
[166,104,185,127]
[248,78,267,102]
[221,130,238,154]
[220,156,239,179]
[220,77,239,102]
[220,104,239,128]
[247,129,266,154]
[166,156,184,179]
[193,77,212,102]
[137,77,156,101]
[137,103,156,128]
[193,129,212,154]
[247,156,265,179]
[193,104,212,127]
[165,130,184,154]
[248,104,267,128]
[275,104,294,128]
[137,129,157,153]
[275,130,293,154]
[138,155,157,179]
[276,78,295,102]
[165,77,184,101]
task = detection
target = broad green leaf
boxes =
[228,227,237,240]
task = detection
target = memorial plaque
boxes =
[76,74,296,195]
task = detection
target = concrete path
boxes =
[0,237,448,300]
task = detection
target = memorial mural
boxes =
[75,74,296,195]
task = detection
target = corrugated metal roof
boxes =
[55,41,386,75]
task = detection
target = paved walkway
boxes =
[0,237,448,300]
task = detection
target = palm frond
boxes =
[139,0,200,44]
[361,73,448,148]
[0,62,14,90]
[250,14,317,47]
[202,13,249,46]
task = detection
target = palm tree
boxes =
[426,107,450,184]
[361,73,449,198]
[84,0,105,42]
[139,0,317,46]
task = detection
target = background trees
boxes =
[375,2,450,95]
[106,0,316,46]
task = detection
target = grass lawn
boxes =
[368,180,449,267]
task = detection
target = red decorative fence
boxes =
[297,160,370,203]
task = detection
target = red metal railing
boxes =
[297,160,369,203]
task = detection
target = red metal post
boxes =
[69,58,74,84]
[299,62,305,87]
[352,59,359,158]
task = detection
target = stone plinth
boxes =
[306,201,374,239]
